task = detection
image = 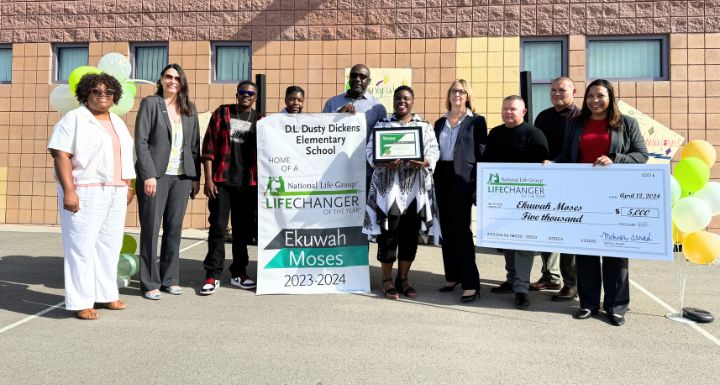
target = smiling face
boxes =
[285,91,304,113]
[585,85,610,119]
[550,78,575,110]
[236,84,258,110]
[160,67,181,97]
[393,89,414,119]
[347,65,371,98]
[501,98,527,128]
[86,82,115,114]
[448,81,468,110]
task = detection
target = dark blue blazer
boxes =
[433,114,488,194]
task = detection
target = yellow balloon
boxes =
[681,140,717,168]
[672,223,684,244]
[683,231,720,265]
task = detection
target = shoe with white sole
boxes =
[230,276,256,290]
[200,278,220,295]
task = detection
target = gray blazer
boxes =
[134,95,201,180]
[554,114,648,164]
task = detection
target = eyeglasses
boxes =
[450,89,467,95]
[90,88,116,97]
[163,74,181,82]
[349,72,369,80]
[237,90,257,97]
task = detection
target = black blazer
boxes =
[433,113,488,193]
[555,114,648,164]
[134,95,201,180]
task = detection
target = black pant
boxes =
[203,183,257,279]
[376,201,421,263]
[137,174,192,291]
[576,255,629,315]
[434,161,479,291]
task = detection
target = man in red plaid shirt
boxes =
[199,80,260,295]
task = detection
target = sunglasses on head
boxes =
[237,90,257,97]
[90,88,116,96]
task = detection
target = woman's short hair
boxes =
[75,73,122,105]
[580,78,622,129]
[445,79,475,112]
[393,85,414,98]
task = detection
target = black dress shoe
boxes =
[438,282,460,292]
[608,313,625,326]
[461,290,479,303]
[551,286,578,302]
[514,293,529,309]
[573,308,598,319]
[490,281,513,294]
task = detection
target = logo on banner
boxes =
[486,173,546,197]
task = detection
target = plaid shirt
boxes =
[201,104,262,186]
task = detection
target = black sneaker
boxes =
[490,281,513,294]
[200,278,220,295]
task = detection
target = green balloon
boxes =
[118,253,138,277]
[122,80,137,98]
[674,157,710,193]
[68,66,101,94]
[120,234,137,254]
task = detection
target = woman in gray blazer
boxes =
[554,79,648,326]
[135,64,200,300]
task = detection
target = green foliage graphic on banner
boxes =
[264,246,369,269]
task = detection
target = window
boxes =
[54,45,89,82]
[133,43,168,82]
[587,36,668,80]
[0,46,11,83]
[521,38,567,122]
[212,43,251,83]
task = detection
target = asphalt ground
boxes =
[0,226,719,385]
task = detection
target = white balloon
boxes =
[97,53,131,82]
[694,182,720,216]
[49,84,79,114]
[672,197,712,233]
[670,175,682,206]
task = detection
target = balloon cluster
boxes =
[671,140,720,265]
[49,53,137,115]
[117,234,140,288]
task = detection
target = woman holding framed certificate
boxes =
[553,79,648,326]
[363,86,439,299]
[433,79,488,303]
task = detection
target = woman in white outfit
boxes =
[48,73,136,320]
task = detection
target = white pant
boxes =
[59,185,127,310]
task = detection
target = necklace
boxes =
[234,104,254,123]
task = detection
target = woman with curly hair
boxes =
[134,64,200,300]
[48,73,136,320]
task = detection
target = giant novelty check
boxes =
[476,163,673,261]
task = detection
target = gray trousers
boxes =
[137,174,192,292]
[539,252,577,287]
[503,249,535,294]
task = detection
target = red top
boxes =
[579,118,611,164]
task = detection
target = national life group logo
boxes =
[486,172,546,196]
[262,176,362,214]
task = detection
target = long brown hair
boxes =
[155,63,194,116]
[580,78,622,129]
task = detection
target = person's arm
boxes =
[610,116,649,164]
[50,149,79,212]
[552,119,575,163]
[528,128,550,163]
[190,111,201,198]
[125,178,135,205]
[203,159,218,199]
[472,116,488,161]
[201,108,221,199]
[134,98,159,197]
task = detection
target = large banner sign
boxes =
[618,100,685,164]
[256,113,370,294]
[476,163,673,261]
[344,68,412,112]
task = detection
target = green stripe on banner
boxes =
[264,246,368,269]
[271,189,358,196]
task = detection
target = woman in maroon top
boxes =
[553,79,648,326]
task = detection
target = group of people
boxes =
[48,63,648,327]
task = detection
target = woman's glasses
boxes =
[90,88,116,97]
[163,74,181,82]
[450,89,467,95]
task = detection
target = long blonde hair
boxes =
[445,79,475,112]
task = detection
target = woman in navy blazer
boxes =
[134,64,201,300]
[433,79,488,303]
[553,78,648,326]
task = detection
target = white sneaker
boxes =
[230,276,256,290]
[200,278,220,295]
